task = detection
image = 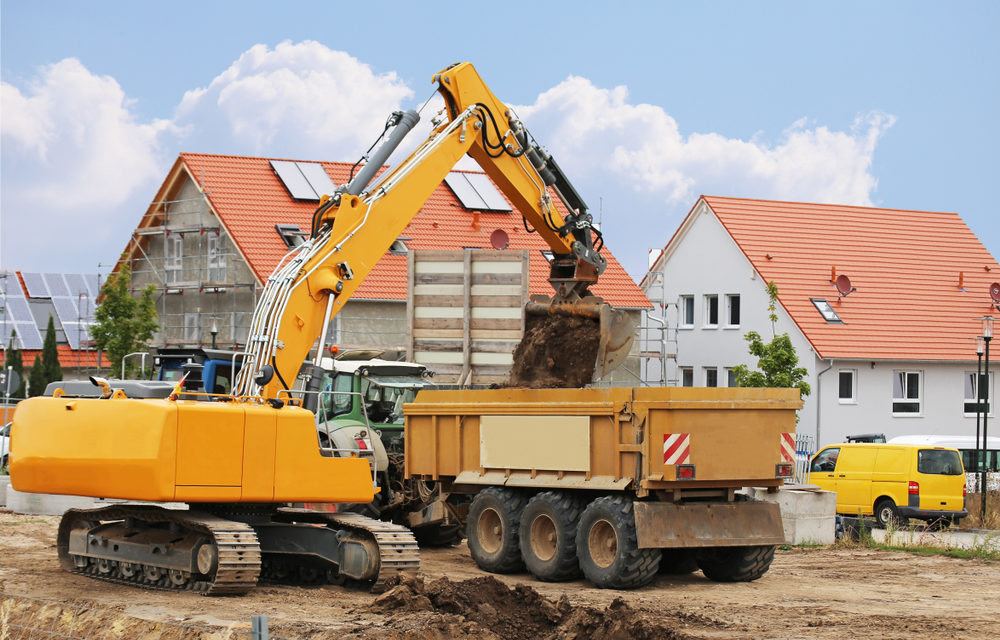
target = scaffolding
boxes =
[639,270,679,386]
[125,194,259,350]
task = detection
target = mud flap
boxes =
[633,501,786,549]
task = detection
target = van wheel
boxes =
[874,498,903,528]
[696,545,776,582]
[576,496,661,589]
[467,488,527,574]
[519,491,584,582]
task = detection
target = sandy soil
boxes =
[1,510,997,639]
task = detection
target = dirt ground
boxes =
[1,510,997,640]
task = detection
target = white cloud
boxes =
[1,58,172,209]
[515,76,895,207]
[175,41,414,159]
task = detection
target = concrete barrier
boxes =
[0,475,10,507]
[744,485,837,545]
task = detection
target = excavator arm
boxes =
[235,62,633,399]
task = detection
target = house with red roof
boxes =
[642,196,999,448]
[120,152,648,378]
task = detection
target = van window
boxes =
[917,449,962,476]
[811,447,840,472]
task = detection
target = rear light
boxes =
[963,483,967,498]
[775,462,794,478]
[676,464,696,480]
[354,437,369,450]
[908,481,919,495]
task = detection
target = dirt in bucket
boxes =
[507,314,600,388]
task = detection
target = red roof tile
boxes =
[19,346,103,369]
[178,153,649,308]
[700,196,999,361]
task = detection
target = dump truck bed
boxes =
[405,386,802,494]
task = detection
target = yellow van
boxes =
[810,443,967,528]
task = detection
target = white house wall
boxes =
[643,201,818,433]
[816,358,999,447]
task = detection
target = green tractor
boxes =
[308,350,467,546]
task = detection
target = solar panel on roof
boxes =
[86,274,100,298]
[465,173,512,212]
[297,163,338,198]
[15,322,42,349]
[270,160,319,201]
[62,322,82,349]
[64,274,89,298]
[52,298,80,324]
[43,273,70,297]
[22,273,50,298]
[3,297,34,323]
[444,173,488,210]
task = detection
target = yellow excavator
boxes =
[9,62,633,595]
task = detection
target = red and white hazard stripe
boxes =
[663,433,691,465]
[780,433,796,462]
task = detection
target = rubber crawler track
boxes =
[276,508,420,591]
[57,505,262,595]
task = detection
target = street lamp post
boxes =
[975,337,985,493]
[981,316,993,521]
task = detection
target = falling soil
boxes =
[508,314,599,388]
[367,573,684,640]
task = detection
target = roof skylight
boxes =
[810,298,843,323]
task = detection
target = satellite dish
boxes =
[991,282,1000,303]
[490,229,510,250]
[835,274,855,297]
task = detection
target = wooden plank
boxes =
[461,250,472,386]
[470,340,519,354]
[471,318,522,330]
[413,317,462,330]
[414,339,465,352]
[470,329,522,340]
[470,250,526,262]
[407,250,415,360]
[414,295,524,308]
[413,328,464,339]
[413,273,524,286]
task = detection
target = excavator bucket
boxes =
[510,296,635,388]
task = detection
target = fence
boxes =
[793,433,816,485]
[0,594,286,640]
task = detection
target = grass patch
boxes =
[838,516,1000,561]
[961,490,1000,530]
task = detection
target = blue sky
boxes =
[2,1,997,283]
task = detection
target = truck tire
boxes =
[576,496,661,589]
[874,498,903,529]
[467,487,527,574]
[696,545,775,582]
[519,491,584,582]
[658,549,699,575]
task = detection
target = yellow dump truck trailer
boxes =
[405,386,802,588]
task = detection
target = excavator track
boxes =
[276,507,420,591]
[57,505,262,595]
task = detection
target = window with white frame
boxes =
[704,367,718,387]
[725,294,740,327]
[207,232,227,281]
[184,313,200,344]
[165,235,183,282]
[839,369,857,403]
[680,367,693,387]
[964,371,993,416]
[892,370,922,414]
[726,367,738,387]
[704,294,719,327]
[679,295,694,328]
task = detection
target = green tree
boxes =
[91,262,158,378]
[4,330,26,399]
[38,315,62,386]
[731,281,811,399]
[28,361,46,397]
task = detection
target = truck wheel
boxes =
[696,545,775,582]
[576,496,661,589]
[414,523,464,547]
[874,498,903,528]
[467,487,527,574]
[659,549,699,575]
[519,491,584,582]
